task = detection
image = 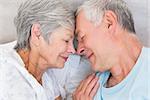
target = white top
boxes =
[0,47,60,100]
[0,41,93,100]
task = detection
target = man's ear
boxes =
[103,10,117,34]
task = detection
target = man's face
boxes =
[76,11,112,72]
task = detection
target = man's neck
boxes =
[107,33,142,87]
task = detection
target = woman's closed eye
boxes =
[65,40,69,43]
[63,34,73,44]
[63,38,70,43]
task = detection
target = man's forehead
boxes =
[76,10,86,20]
[75,12,84,36]
[75,27,82,39]
[75,21,80,37]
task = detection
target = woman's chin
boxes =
[54,62,65,69]
[58,64,64,69]
[55,57,67,68]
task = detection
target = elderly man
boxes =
[73,0,150,100]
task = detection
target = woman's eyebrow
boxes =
[75,29,79,36]
[66,33,73,39]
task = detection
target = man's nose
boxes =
[77,47,85,55]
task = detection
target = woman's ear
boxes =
[31,23,41,39]
[103,10,117,34]
[30,23,41,47]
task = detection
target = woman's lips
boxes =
[61,56,68,61]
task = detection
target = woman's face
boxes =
[39,27,75,68]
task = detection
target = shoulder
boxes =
[142,47,150,60]
[136,47,150,68]
[0,49,35,100]
[0,65,35,100]
[0,48,19,75]
[0,41,16,49]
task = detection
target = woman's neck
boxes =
[17,49,45,85]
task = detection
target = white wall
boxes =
[0,0,149,47]
[148,0,150,45]
[0,0,25,43]
[125,0,149,47]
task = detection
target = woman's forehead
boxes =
[50,27,74,38]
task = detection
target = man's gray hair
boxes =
[14,0,75,50]
[76,0,135,33]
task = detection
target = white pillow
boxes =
[0,40,16,49]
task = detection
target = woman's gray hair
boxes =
[76,0,135,33]
[14,0,75,50]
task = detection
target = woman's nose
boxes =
[67,43,76,54]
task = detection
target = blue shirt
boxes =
[94,47,150,100]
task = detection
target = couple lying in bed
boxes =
[0,0,149,100]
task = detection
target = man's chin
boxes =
[91,64,98,72]
[91,64,104,73]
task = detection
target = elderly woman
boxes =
[0,0,75,100]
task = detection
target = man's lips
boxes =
[87,53,93,59]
